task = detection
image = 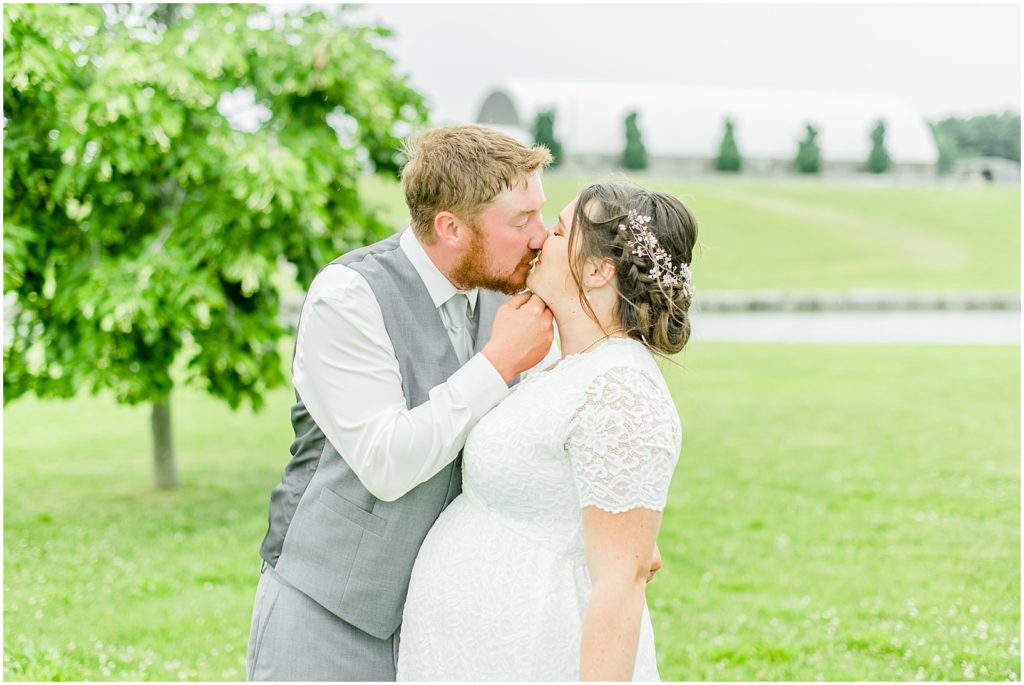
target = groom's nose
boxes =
[526,217,548,250]
[538,224,556,248]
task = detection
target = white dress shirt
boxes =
[292,228,560,502]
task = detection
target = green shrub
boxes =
[795,124,822,174]
[532,109,564,168]
[868,119,892,173]
[715,118,742,172]
[622,111,648,170]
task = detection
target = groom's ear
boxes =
[434,211,468,249]
[583,257,616,290]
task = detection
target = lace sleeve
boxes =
[565,366,682,514]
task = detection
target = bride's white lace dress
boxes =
[396,338,682,681]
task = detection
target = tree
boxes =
[622,111,647,170]
[715,118,742,172]
[3,4,429,488]
[929,122,959,174]
[930,111,1021,164]
[867,119,891,173]
[794,124,822,174]
[531,109,563,168]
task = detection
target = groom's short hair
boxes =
[401,125,552,243]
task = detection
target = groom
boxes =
[247,125,561,681]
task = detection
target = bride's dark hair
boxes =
[568,182,698,357]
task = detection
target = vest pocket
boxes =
[318,486,388,537]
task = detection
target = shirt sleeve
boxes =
[293,265,510,502]
[564,366,682,514]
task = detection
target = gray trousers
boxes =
[246,566,398,681]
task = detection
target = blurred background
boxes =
[4,3,1020,681]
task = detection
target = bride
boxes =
[396,182,697,681]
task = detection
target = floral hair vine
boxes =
[617,209,694,297]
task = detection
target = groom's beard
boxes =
[449,229,537,295]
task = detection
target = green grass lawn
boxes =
[361,174,1021,292]
[4,342,1018,680]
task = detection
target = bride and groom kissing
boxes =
[247,125,698,682]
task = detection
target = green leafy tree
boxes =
[930,111,1021,164]
[715,118,742,172]
[531,109,563,168]
[622,111,647,170]
[929,122,959,174]
[3,4,428,488]
[867,119,892,173]
[794,123,822,174]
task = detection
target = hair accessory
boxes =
[617,209,694,296]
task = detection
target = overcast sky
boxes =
[347,3,1020,124]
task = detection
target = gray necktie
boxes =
[441,293,474,366]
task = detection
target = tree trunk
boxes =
[152,400,181,489]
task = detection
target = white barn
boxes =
[475,80,940,177]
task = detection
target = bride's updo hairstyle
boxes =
[568,183,698,357]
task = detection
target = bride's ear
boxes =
[582,257,616,291]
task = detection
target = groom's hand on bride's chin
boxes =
[483,292,554,384]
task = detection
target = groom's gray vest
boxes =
[258,232,511,641]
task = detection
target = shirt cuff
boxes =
[446,352,511,422]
